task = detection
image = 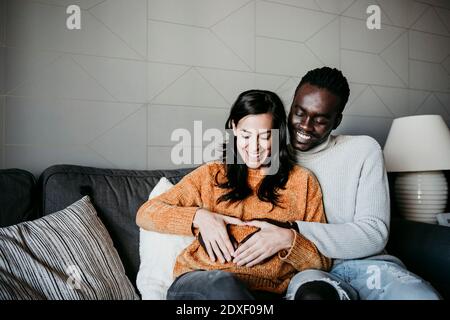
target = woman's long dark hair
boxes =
[215,89,293,209]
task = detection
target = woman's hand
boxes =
[233,220,295,267]
[193,208,244,264]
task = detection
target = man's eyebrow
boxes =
[293,105,306,113]
[315,114,331,119]
[293,105,331,118]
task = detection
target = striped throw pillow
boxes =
[0,196,139,300]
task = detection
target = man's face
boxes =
[288,83,343,151]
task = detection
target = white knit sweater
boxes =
[289,135,390,262]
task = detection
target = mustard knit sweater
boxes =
[136,162,331,294]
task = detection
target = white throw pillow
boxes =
[136,177,195,300]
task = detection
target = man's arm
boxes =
[296,147,390,260]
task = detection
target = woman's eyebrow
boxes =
[239,129,271,134]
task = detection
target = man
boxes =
[283,67,441,300]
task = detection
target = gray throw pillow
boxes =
[0,196,139,300]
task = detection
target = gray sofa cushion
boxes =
[38,165,196,287]
[0,169,37,227]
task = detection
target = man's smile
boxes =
[293,130,318,146]
[296,130,313,141]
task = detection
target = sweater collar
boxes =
[289,134,336,161]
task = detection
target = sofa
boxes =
[1,164,449,299]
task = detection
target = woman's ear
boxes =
[232,121,237,136]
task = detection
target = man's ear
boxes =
[333,113,343,130]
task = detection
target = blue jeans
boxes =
[167,270,281,300]
[286,257,442,300]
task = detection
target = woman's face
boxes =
[232,113,273,169]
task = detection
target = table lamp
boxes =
[383,115,450,224]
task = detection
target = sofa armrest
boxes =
[386,218,450,299]
[0,168,38,227]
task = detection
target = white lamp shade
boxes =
[383,115,450,172]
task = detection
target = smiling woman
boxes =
[136,89,331,300]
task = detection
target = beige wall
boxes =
[1,0,449,175]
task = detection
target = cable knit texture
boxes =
[288,135,390,262]
[137,162,331,294]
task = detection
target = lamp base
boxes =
[395,171,448,224]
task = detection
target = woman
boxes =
[136,90,331,300]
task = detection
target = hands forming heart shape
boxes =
[193,209,296,267]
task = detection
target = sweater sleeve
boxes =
[295,147,390,259]
[136,164,209,236]
[279,173,332,271]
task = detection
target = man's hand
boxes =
[233,220,295,267]
[193,208,244,263]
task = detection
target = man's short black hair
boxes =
[295,67,350,114]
